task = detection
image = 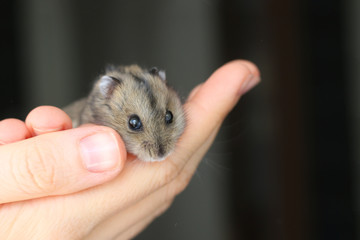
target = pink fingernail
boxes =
[240,74,261,95]
[33,126,63,135]
[80,132,120,172]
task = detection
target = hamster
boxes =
[64,65,186,162]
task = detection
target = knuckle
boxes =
[160,159,181,185]
[164,167,193,200]
[20,139,60,194]
[158,154,195,198]
[173,169,193,195]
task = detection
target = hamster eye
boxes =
[128,115,143,131]
[165,110,173,124]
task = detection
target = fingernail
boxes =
[80,132,120,172]
[33,126,63,136]
[240,74,261,95]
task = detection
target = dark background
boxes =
[1,0,358,239]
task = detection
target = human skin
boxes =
[0,60,260,239]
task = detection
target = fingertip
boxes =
[25,106,73,136]
[187,60,260,114]
[187,60,260,105]
[0,118,31,144]
[228,59,261,78]
[215,60,261,92]
[183,60,261,150]
[228,60,261,95]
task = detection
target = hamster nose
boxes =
[157,144,166,158]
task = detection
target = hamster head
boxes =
[88,65,186,162]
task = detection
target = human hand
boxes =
[0,60,260,239]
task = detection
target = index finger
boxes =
[180,59,260,154]
[25,106,73,136]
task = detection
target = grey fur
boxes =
[63,65,186,162]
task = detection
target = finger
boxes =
[0,119,31,144]
[238,59,261,95]
[85,187,172,239]
[25,106,72,136]
[117,203,170,240]
[170,60,260,185]
[0,125,126,204]
[180,60,260,155]
[187,59,259,126]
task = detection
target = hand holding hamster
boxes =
[0,60,260,239]
[64,65,186,162]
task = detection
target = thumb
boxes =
[0,125,126,204]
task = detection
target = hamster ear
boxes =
[158,70,166,81]
[149,67,166,81]
[99,75,121,97]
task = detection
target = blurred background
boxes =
[1,0,359,239]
